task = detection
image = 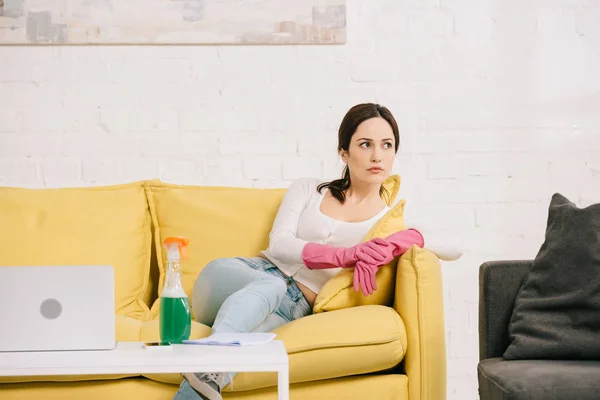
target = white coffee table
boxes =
[0,340,290,399]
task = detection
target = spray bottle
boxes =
[160,236,191,345]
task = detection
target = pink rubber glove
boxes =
[367,228,425,266]
[301,241,388,270]
[352,229,425,296]
[353,260,378,296]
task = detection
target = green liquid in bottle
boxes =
[160,296,191,345]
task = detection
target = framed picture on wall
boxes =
[0,0,346,45]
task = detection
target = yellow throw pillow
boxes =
[144,181,286,319]
[313,175,406,313]
[0,181,153,321]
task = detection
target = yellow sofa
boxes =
[0,177,447,400]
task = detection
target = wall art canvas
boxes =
[0,0,346,45]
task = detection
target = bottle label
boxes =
[160,296,191,344]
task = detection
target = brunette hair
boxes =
[317,103,399,204]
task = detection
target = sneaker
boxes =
[181,372,229,400]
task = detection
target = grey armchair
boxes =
[478,260,600,400]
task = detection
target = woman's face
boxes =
[340,117,396,185]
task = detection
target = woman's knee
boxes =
[195,257,242,285]
[199,257,234,277]
[192,259,237,302]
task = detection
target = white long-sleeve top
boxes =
[260,177,463,294]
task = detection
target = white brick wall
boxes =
[1,0,600,398]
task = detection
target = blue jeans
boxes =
[173,256,312,399]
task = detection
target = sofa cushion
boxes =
[144,181,286,319]
[313,174,404,313]
[142,305,407,391]
[139,318,212,343]
[0,181,153,321]
[504,193,600,360]
[116,315,144,342]
[478,358,600,400]
[231,305,407,392]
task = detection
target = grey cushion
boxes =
[504,193,600,360]
[478,358,600,400]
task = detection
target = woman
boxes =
[174,103,463,400]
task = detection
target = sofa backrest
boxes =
[479,260,531,360]
[0,176,405,323]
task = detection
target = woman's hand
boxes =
[355,238,395,266]
[302,240,390,270]
[347,239,391,266]
[352,229,426,296]
[352,238,395,296]
[353,259,379,296]
[358,229,425,267]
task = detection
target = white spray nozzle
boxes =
[165,243,180,261]
[163,236,189,262]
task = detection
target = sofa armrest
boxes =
[478,260,531,361]
[394,246,446,400]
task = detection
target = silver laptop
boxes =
[0,265,116,352]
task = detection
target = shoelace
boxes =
[205,372,235,391]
